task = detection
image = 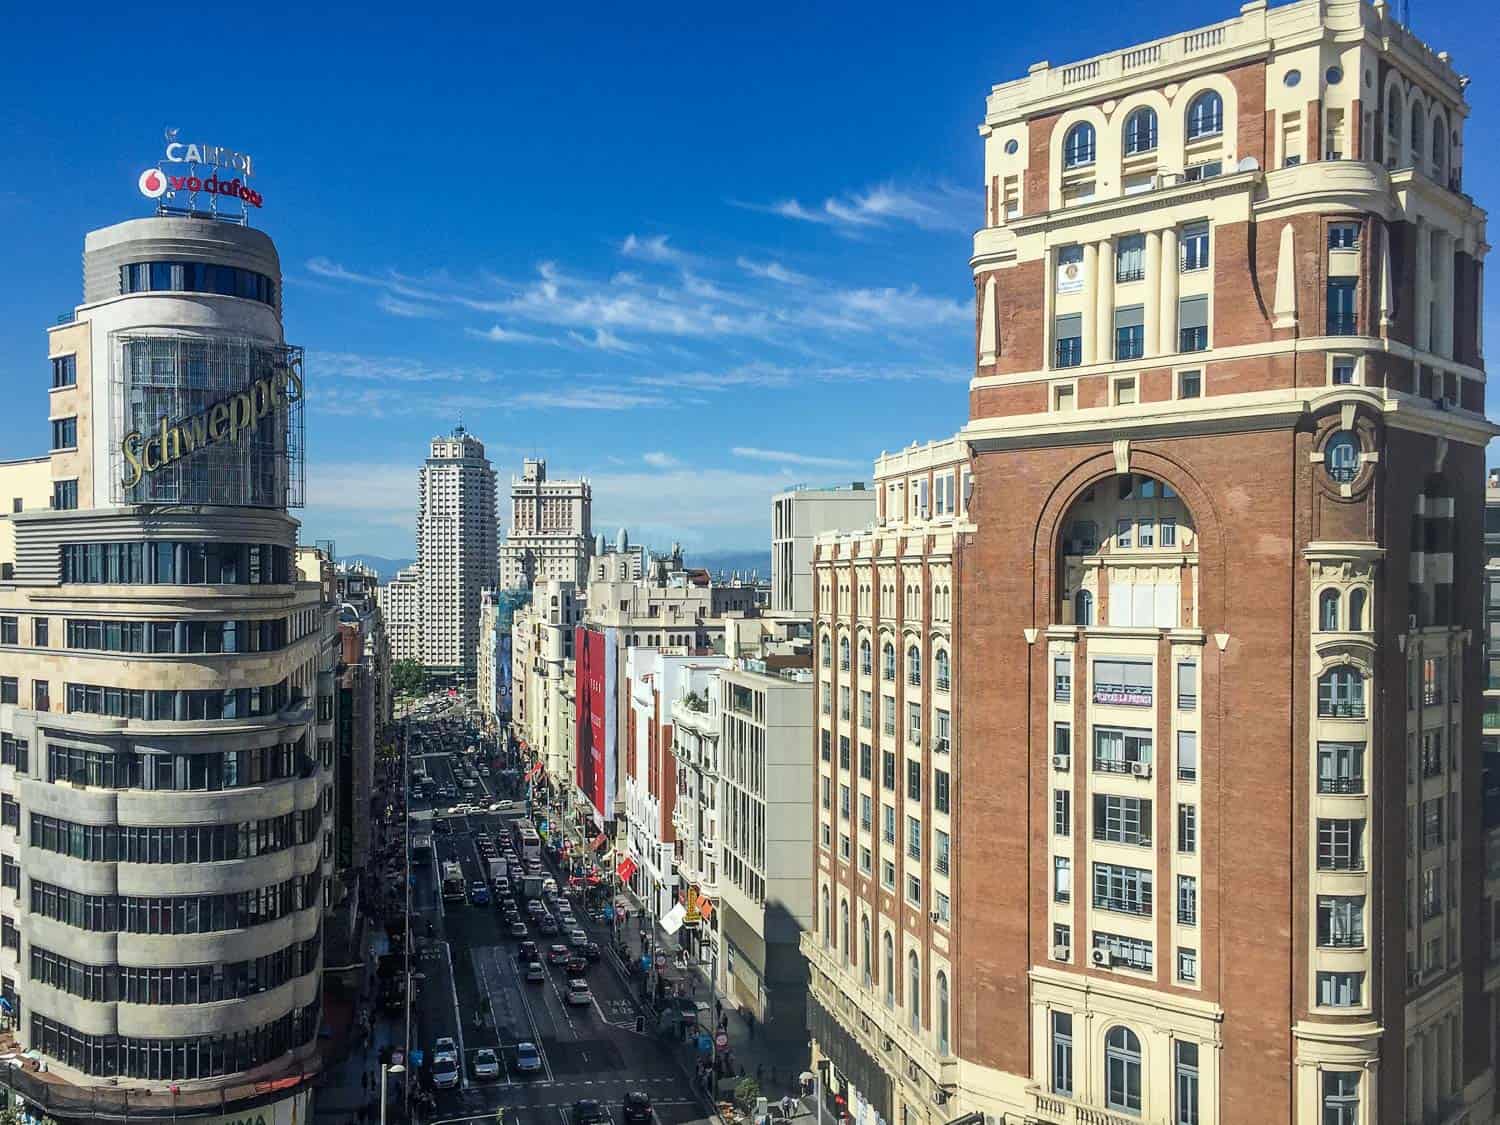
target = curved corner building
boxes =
[0,215,325,1122]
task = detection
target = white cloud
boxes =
[741,181,976,233]
[586,466,801,550]
[568,327,642,354]
[621,233,686,264]
[376,293,442,319]
[731,446,862,469]
[511,387,665,411]
[467,324,550,344]
[642,451,679,468]
[736,257,811,285]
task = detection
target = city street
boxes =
[400,707,723,1125]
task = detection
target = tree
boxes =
[392,659,426,697]
[735,1077,761,1113]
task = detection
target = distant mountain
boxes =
[342,555,415,581]
[685,550,772,580]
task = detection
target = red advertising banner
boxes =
[616,855,637,882]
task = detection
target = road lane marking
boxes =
[444,941,469,1090]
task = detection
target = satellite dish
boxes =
[1237,156,1261,172]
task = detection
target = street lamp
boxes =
[380,1062,405,1125]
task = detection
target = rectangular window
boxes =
[1317,896,1365,947]
[1183,160,1222,181]
[1316,818,1364,870]
[882,805,895,845]
[50,417,78,451]
[1053,656,1071,702]
[1327,278,1357,335]
[859,690,871,729]
[859,794,872,830]
[935,829,950,877]
[859,846,872,875]
[838,784,850,820]
[1053,789,1071,836]
[1093,794,1152,846]
[1177,875,1198,925]
[1094,726,1154,773]
[1092,862,1153,916]
[1050,1011,1073,1096]
[906,873,921,905]
[33,681,49,711]
[0,618,15,645]
[1054,383,1076,411]
[1178,804,1198,853]
[1114,376,1138,406]
[1054,313,1083,369]
[51,480,78,511]
[1177,948,1198,984]
[1328,223,1360,250]
[1114,306,1145,361]
[1116,234,1146,283]
[1177,662,1197,709]
[882,751,896,790]
[1053,856,1071,903]
[1054,723,1071,764]
[881,859,894,889]
[1180,223,1210,271]
[0,679,15,706]
[1317,742,1364,794]
[51,356,77,389]
[1178,295,1209,352]
[1093,930,1153,972]
[1331,357,1356,385]
[1093,660,1153,707]
[1116,519,1133,549]
[1137,519,1155,548]
[1176,731,1198,781]
[1052,923,1072,961]
[1175,1042,1200,1124]
[858,742,872,780]
[1178,369,1202,399]
[1316,971,1364,1008]
[906,759,921,801]
[934,769,950,815]
[907,702,921,744]
[1321,1072,1359,1125]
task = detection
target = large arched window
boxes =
[1410,104,1426,167]
[907,644,922,687]
[1318,589,1340,632]
[908,951,922,1031]
[936,971,951,1055]
[840,900,850,967]
[882,643,896,682]
[861,916,872,988]
[1063,123,1096,168]
[820,634,831,669]
[1104,1026,1143,1115]
[883,934,895,1008]
[1075,589,1094,627]
[1186,91,1224,140]
[1432,120,1448,176]
[1386,88,1402,147]
[1349,588,1367,631]
[934,649,952,693]
[1318,667,1365,718]
[839,636,851,672]
[1124,107,1158,155]
[859,638,872,676]
[820,888,831,948]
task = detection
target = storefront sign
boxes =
[684,885,701,925]
[120,365,303,488]
[1093,687,1152,707]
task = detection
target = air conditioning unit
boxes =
[1052,755,1070,770]
[1130,761,1152,779]
[1091,947,1113,968]
[1051,944,1071,962]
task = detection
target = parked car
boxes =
[623,1092,654,1124]
[515,1041,543,1073]
[473,1047,500,1079]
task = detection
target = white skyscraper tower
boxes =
[418,426,497,683]
[499,457,593,589]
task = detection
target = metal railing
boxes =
[1114,333,1145,361]
[1179,326,1208,352]
[1177,692,1197,710]
[1318,776,1363,795]
[1318,701,1365,719]
[1326,314,1358,336]
[1055,338,1083,368]
[1094,894,1152,917]
[1055,679,1072,701]
[1092,757,1139,775]
[1115,266,1145,283]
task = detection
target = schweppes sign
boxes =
[121,365,303,488]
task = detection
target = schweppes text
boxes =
[121,366,303,489]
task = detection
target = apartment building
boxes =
[512,581,582,800]
[478,587,530,732]
[809,3,1493,1124]
[0,215,326,1122]
[499,458,593,590]
[772,486,877,615]
[378,563,422,664]
[333,561,390,877]
[418,427,497,684]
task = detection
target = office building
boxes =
[808,3,1493,1124]
[499,458,592,590]
[378,563,422,664]
[417,428,496,684]
[512,581,582,799]
[478,587,530,733]
[0,214,325,1122]
[772,485,876,615]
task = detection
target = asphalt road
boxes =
[402,714,718,1125]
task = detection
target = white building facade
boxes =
[499,458,592,590]
[417,428,496,683]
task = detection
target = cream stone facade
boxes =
[0,215,328,1117]
[511,580,581,797]
[418,428,497,683]
[378,563,422,664]
[499,458,592,591]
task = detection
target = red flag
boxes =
[616,855,637,882]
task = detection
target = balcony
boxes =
[1094,894,1152,918]
[1028,1089,1142,1125]
[1326,314,1358,336]
[1318,776,1364,795]
[1179,326,1208,353]
[1115,266,1145,284]
[1318,701,1365,719]
[1055,338,1083,369]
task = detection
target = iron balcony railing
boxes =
[1326,313,1358,336]
[1094,894,1153,917]
[1055,338,1083,368]
[1318,776,1363,795]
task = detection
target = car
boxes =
[581,941,602,963]
[518,940,539,962]
[542,876,558,893]
[433,1036,458,1064]
[572,1098,608,1125]
[508,920,528,938]
[432,819,451,835]
[494,880,512,899]
[564,954,588,976]
[538,915,559,934]
[547,944,571,965]
[525,960,546,983]
[526,899,546,916]
[470,882,491,906]
[514,1040,543,1073]
[623,1092,654,1124]
[567,927,589,947]
[473,1047,500,1079]
[432,1055,460,1090]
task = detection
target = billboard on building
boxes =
[575,626,617,821]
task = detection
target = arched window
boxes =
[1318,667,1365,718]
[907,644,922,687]
[839,636,851,671]
[934,650,951,693]
[1075,589,1094,627]
[908,951,922,1031]
[1063,123,1096,168]
[840,900,850,967]
[1432,121,1447,175]
[1186,91,1224,140]
[820,634,831,669]
[1410,104,1426,166]
[1318,589,1340,632]
[859,639,872,676]
[883,933,895,1008]
[821,888,831,948]
[882,643,896,682]
[861,916,872,988]
[1386,88,1402,144]
[936,971,951,1055]
[1349,588,1367,631]
[1104,1026,1143,1115]
[1124,107,1158,155]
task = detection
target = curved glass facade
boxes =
[119,261,276,308]
[60,542,291,586]
[30,874,320,934]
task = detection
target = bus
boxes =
[513,820,541,864]
[440,860,466,902]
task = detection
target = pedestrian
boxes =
[757,1063,765,1083]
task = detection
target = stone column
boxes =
[1159,227,1180,354]
[1439,229,1456,358]
[1415,217,1432,351]
[1082,243,1100,364]
[1144,231,1163,357]
[1096,239,1116,363]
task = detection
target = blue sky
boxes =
[2,0,1497,557]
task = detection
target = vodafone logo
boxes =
[138,168,168,199]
